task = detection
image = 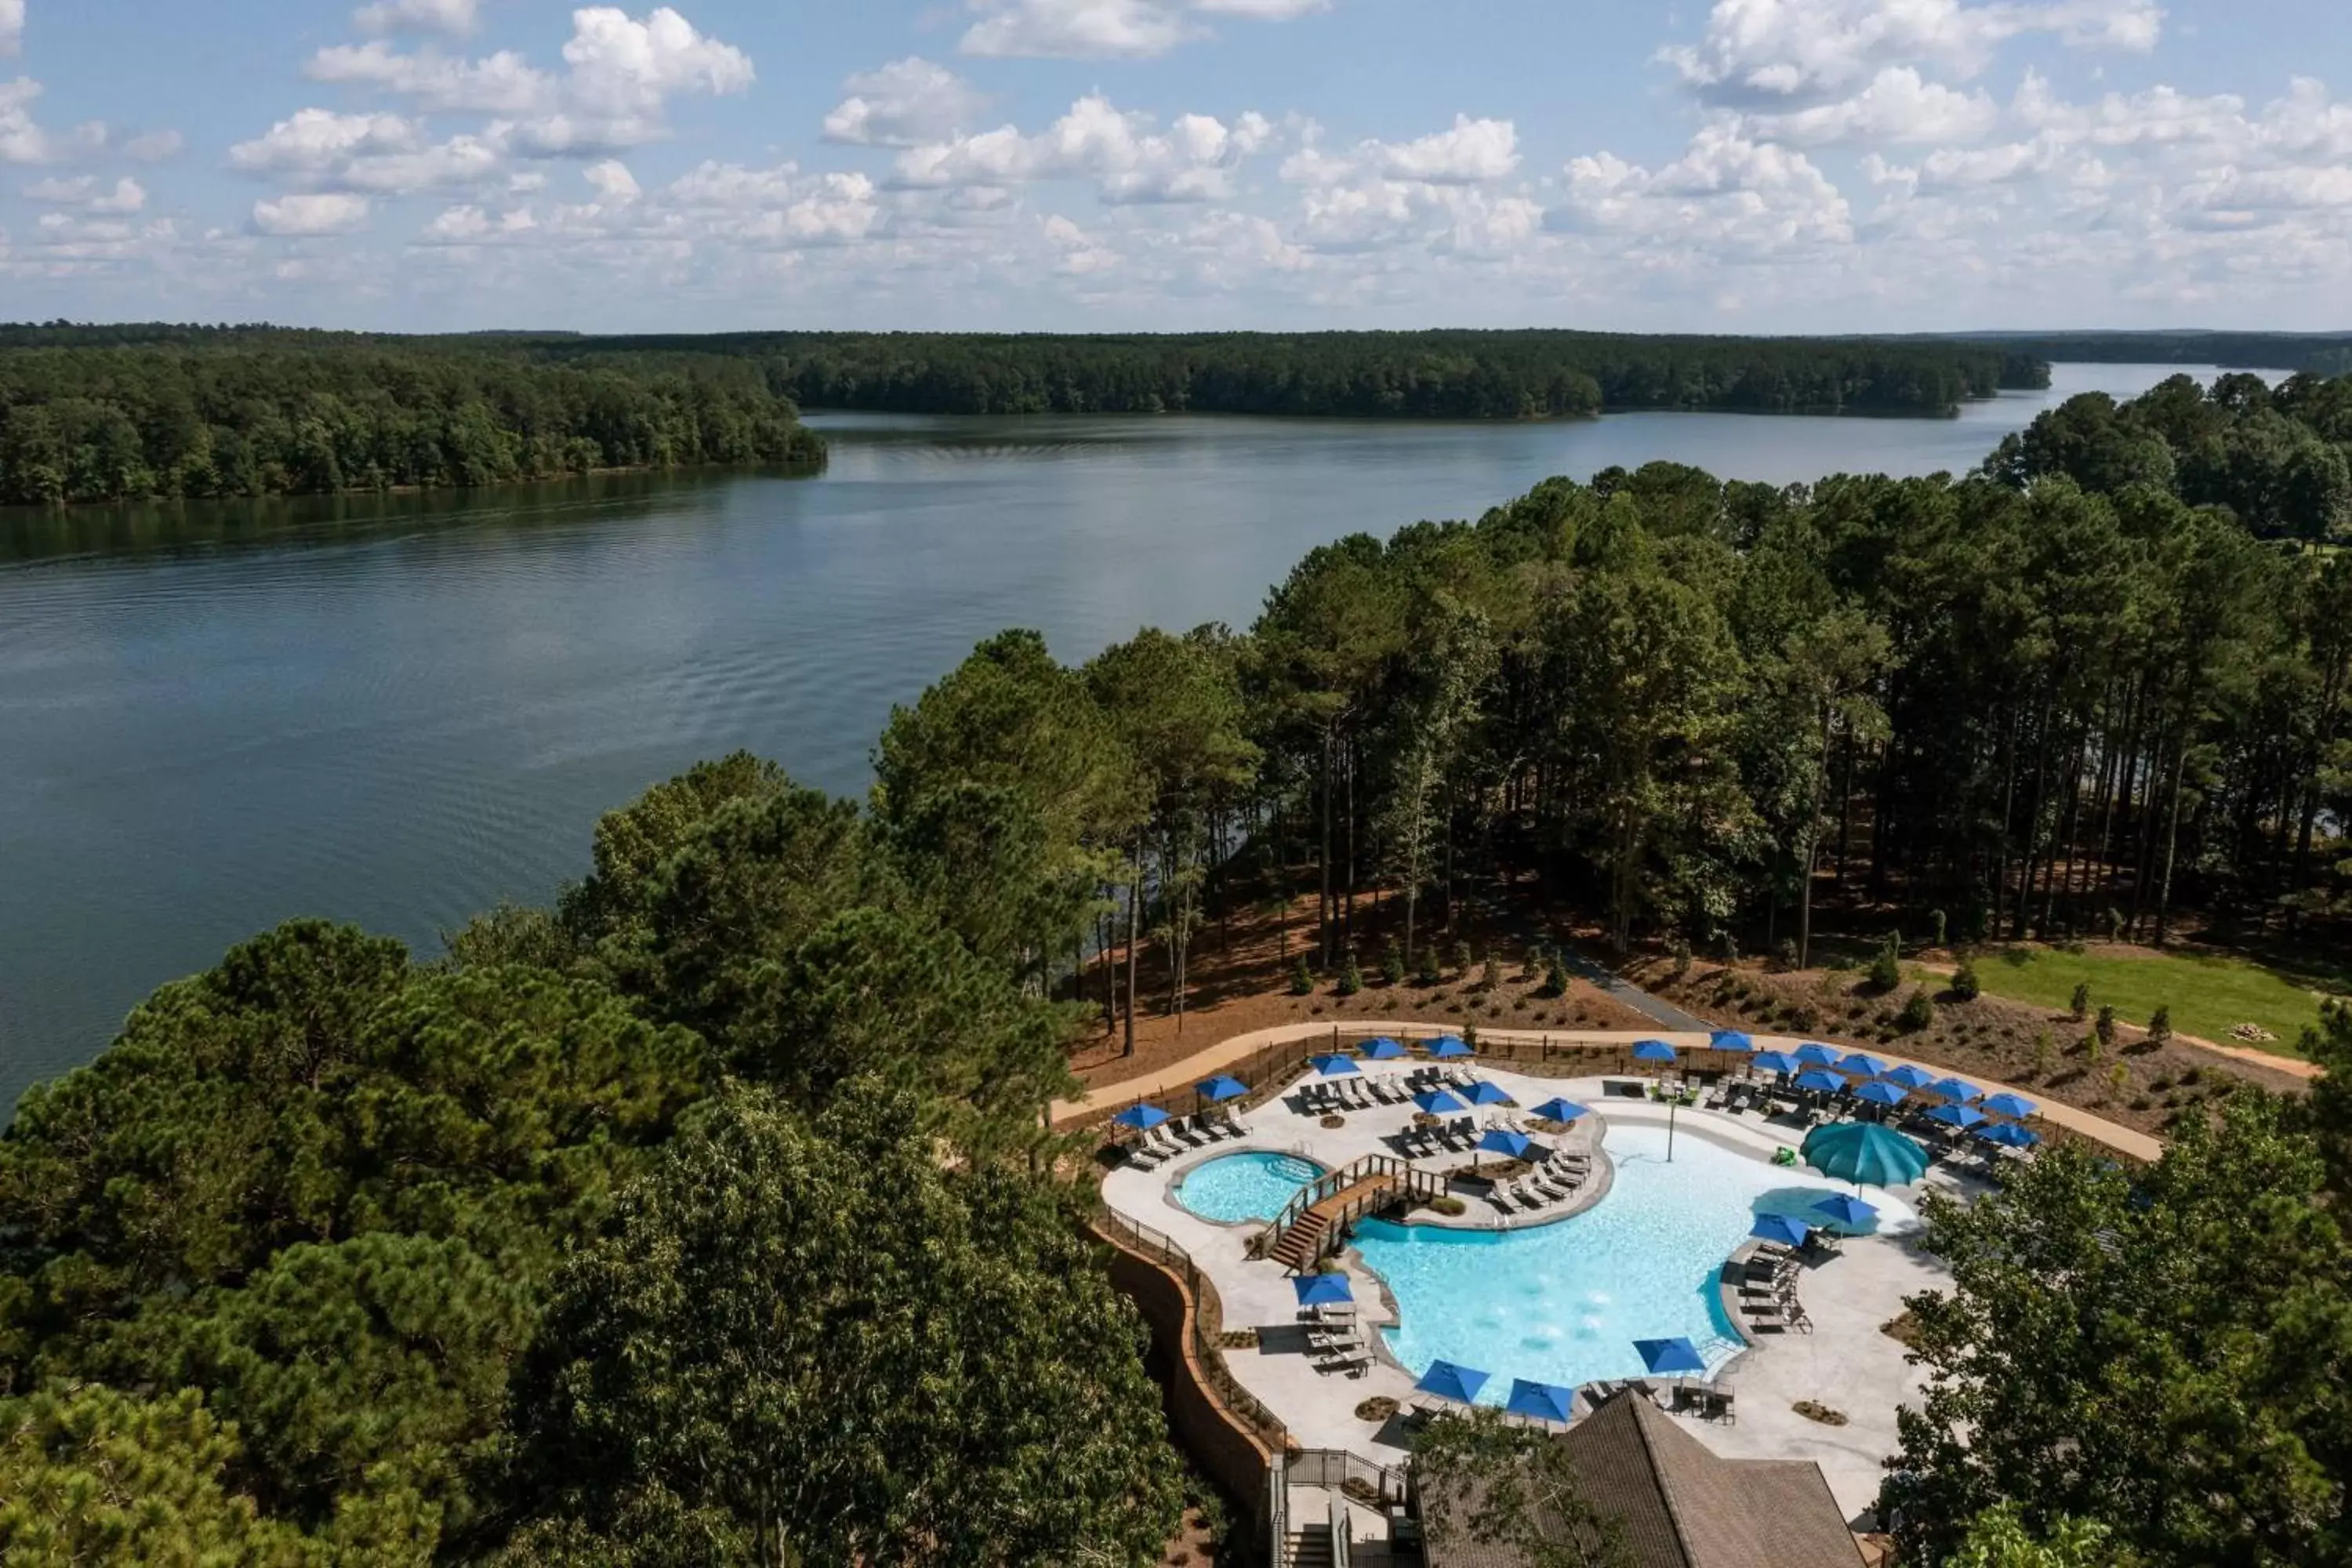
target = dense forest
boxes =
[1962,329,2352,378]
[0,341,823,506]
[578,329,2044,419]
[0,325,2046,455]
[5,367,2350,1565]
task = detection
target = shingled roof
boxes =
[1419,1393,1867,1568]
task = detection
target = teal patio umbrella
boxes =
[1802,1120,1929,1189]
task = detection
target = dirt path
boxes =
[1054,1018,2164,1163]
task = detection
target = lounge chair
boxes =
[1125,1142,1163,1171]
[1697,1388,1737,1423]
[1316,1351,1371,1377]
[1486,1186,1517,1215]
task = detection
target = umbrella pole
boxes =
[1667,1096,1677,1163]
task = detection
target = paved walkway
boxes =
[1557,943,1711,1032]
[1058,1022,2163,1163]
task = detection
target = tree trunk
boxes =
[2154,740,2190,946]
[1123,840,1143,1058]
[1798,700,1831,970]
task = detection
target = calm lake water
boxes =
[0,364,2241,1113]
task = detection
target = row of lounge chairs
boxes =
[1736,1247,1813,1334]
[1405,1065,1479,1092]
[1123,1112,1244,1170]
[1582,1380,1737,1423]
[1395,1116,1485,1157]
[1300,1304,1370,1377]
[1485,1149,1595,1214]
[1302,1076,1412,1113]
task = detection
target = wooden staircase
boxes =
[1264,1156,1447,1272]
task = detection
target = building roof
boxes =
[1421,1394,1867,1568]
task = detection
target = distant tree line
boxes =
[1968,330,2352,378]
[570,329,2042,419]
[0,343,823,506]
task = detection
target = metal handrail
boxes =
[1267,1458,1290,1568]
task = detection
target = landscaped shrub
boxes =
[1415,947,1442,986]
[1290,957,1315,996]
[1427,1195,1466,1217]
[1929,909,1947,949]
[1951,956,1981,1002]
[2147,1004,2173,1047]
[1868,936,1902,992]
[2070,981,2092,1021]
[1336,953,1364,997]
[1453,941,1474,979]
[2096,1004,2118,1049]
[1775,938,1798,971]
[1670,937,1692,980]
[1897,988,1936,1033]
[1541,957,1569,999]
[1480,956,1503,992]
[1381,940,1405,987]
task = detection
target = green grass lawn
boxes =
[1939,946,2344,1058]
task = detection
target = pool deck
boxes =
[1099,1061,1968,1526]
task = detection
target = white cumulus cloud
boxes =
[894,96,1275,204]
[822,58,988,147]
[252,191,373,235]
[960,0,1320,59]
[354,0,480,37]
[1661,0,2161,106]
[0,0,22,58]
[24,172,145,210]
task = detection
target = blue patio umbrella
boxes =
[1415,1359,1490,1405]
[1792,1042,1842,1068]
[1793,1069,1847,1094]
[1361,1037,1408,1060]
[1530,1097,1592,1123]
[1428,1036,1475,1060]
[1802,1120,1931,1188]
[1196,1075,1249,1104]
[1709,1030,1756,1052]
[1414,1089,1467,1116]
[1886,1063,1938,1090]
[1313,1054,1361,1076]
[1751,1050,1799,1075]
[1751,1213,1812,1248]
[1852,1080,1908,1108]
[1293,1273,1355,1307]
[1632,1039,1679,1064]
[1924,1102,1988,1130]
[1504,1378,1577,1425]
[1838,1053,1891,1078]
[1929,1077,1983,1103]
[1982,1092,2038,1120]
[1977,1121,2041,1149]
[1633,1337,1708,1377]
[1812,1192,1879,1229]
[1462,1080,1515,1106]
[1113,1105,1170,1131]
[1479,1129,1537,1160]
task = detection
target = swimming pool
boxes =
[1174,1150,1325,1224]
[1353,1125,1891,1395]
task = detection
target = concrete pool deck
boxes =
[1098,1061,1970,1525]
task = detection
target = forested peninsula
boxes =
[569,328,2047,419]
[0,325,2049,508]
[4,366,2350,1566]
[0,339,824,506]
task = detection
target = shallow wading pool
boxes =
[1174,1150,1325,1225]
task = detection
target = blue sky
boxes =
[4,0,2349,332]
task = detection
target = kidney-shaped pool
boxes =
[1353,1124,1904,1395]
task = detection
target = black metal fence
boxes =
[1091,1202,1293,1454]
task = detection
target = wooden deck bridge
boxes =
[1262,1155,1447,1272]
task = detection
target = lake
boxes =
[0,363,2242,1114]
